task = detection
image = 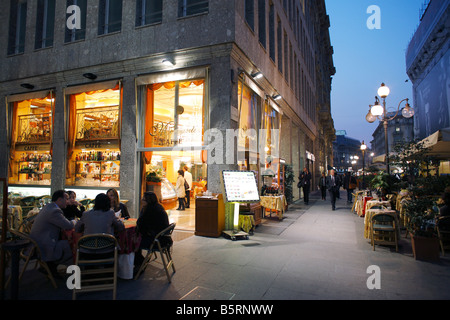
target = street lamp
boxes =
[365,83,414,173]
[360,141,367,189]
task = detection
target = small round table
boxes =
[2,240,30,300]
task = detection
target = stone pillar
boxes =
[119,77,138,217]
[51,87,66,193]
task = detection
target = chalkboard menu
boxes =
[221,171,260,203]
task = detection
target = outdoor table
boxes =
[357,196,373,217]
[364,209,397,240]
[2,239,30,299]
[260,195,287,220]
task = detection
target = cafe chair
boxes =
[17,212,39,234]
[134,223,176,283]
[19,196,37,216]
[72,233,118,300]
[370,213,398,252]
[437,217,450,256]
[7,229,58,289]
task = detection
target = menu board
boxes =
[221,171,260,203]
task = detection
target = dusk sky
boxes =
[325,0,426,151]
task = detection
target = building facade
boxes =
[0,0,335,216]
[406,0,449,140]
[370,112,415,158]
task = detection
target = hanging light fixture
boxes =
[401,99,415,118]
[370,97,384,117]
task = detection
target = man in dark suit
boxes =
[326,169,341,210]
[299,167,312,205]
[30,190,75,276]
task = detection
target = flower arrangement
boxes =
[146,166,163,183]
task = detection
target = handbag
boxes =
[184,179,190,191]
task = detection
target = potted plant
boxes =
[403,194,440,261]
[146,167,164,199]
[390,140,442,260]
[370,171,390,199]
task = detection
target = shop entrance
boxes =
[138,76,207,231]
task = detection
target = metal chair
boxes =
[7,229,58,289]
[437,216,450,256]
[371,212,398,252]
[72,233,118,300]
[134,223,176,283]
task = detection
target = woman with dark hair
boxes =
[135,191,171,268]
[62,190,85,220]
[106,188,130,219]
[75,193,124,235]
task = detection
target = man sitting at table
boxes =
[30,190,75,278]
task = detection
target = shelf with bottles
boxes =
[73,150,120,187]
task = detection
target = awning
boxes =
[420,127,450,160]
[372,154,385,164]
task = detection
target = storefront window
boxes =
[66,86,121,187]
[8,93,54,186]
[237,81,261,190]
[141,79,207,208]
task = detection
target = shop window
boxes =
[65,0,87,42]
[98,0,122,35]
[141,79,207,207]
[8,93,54,186]
[178,0,208,17]
[258,0,266,47]
[66,86,122,187]
[8,0,27,55]
[237,81,261,192]
[245,0,255,31]
[136,0,163,26]
[35,0,56,49]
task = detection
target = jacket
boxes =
[30,202,74,262]
[176,175,186,198]
[74,209,125,235]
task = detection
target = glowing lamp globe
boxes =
[371,103,384,117]
[378,83,390,98]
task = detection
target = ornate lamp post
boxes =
[365,83,415,173]
[360,141,367,189]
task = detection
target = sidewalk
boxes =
[5,190,450,300]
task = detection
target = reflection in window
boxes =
[35,0,56,49]
[8,0,27,55]
[136,0,163,26]
[98,0,122,35]
[178,0,208,17]
[145,80,205,148]
[65,0,87,42]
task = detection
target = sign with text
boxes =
[221,170,260,203]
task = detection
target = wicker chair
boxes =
[371,212,398,252]
[437,216,450,256]
[72,233,118,300]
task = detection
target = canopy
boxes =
[420,127,450,160]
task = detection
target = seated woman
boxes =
[135,192,171,268]
[62,190,85,220]
[75,193,124,236]
[107,188,130,219]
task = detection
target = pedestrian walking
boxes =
[299,167,312,205]
[326,169,341,210]
[319,172,327,200]
[343,172,357,204]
